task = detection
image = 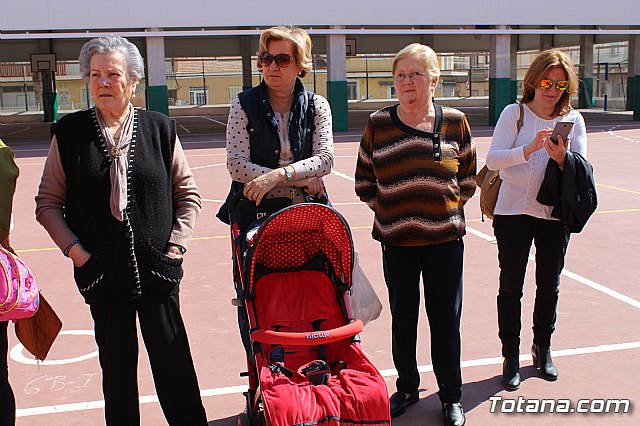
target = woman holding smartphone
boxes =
[486,49,587,391]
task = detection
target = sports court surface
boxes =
[1,107,639,425]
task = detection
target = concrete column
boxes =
[241,36,254,91]
[579,35,594,109]
[326,27,348,131]
[511,35,518,102]
[540,34,553,51]
[145,32,168,116]
[489,31,512,125]
[631,36,640,120]
[627,36,636,111]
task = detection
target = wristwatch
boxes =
[284,166,293,182]
[168,243,187,254]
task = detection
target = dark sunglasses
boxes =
[539,79,569,91]
[259,52,295,68]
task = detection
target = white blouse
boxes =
[486,103,588,219]
[226,94,334,202]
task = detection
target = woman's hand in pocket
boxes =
[69,243,92,267]
[165,245,184,260]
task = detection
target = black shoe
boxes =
[442,403,466,426]
[389,391,419,418]
[531,344,558,381]
[502,357,521,391]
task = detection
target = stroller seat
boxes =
[253,270,390,425]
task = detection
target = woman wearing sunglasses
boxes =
[486,49,587,391]
[225,26,333,208]
[221,26,334,356]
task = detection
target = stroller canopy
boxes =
[246,203,353,293]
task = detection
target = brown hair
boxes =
[521,49,578,117]
[257,26,313,77]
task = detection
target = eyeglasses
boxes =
[394,72,427,82]
[259,52,295,68]
[539,79,569,91]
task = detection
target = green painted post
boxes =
[511,79,518,103]
[146,85,169,116]
[489,78,512,126]
[633,76,640,121]
[579,78,593,109]
[327,80,348,131]
[627,77,634,111]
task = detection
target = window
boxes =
[57,89,71,108]
[441,82,455,97]
[347,80,359,100]
[189,87,208,105]
[228,83,243,102]
[388,86,397,99]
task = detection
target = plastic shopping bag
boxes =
[349,252,383,326]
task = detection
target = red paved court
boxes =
[1,108,639,425]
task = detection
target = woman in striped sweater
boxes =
[355,43,476,426]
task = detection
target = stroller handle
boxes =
[251,320,363,346]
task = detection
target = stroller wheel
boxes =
[251,410,266,426]
[237,410,250,426]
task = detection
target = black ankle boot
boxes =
[502,357,521,390]
[531,344,558,381]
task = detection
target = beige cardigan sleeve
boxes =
[35,135,201,253]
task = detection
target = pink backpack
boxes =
[1,245,39,321]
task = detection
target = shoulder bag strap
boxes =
[516,101,524,134]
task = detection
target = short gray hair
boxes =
[79,35,145,84]
[393,43,441,80]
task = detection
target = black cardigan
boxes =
[537,152,598,233]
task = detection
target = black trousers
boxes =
[382,239,464,404]
[493,215,570,358]
[89,293,207,426]
[0,321,16,426]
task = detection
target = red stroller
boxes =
[228,196,390,426]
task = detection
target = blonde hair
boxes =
[257,26,313,77]
[392,43,441,79]
[521,49,578,116]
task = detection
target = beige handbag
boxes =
[476,102,524,220]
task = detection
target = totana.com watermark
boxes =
[489,396,631,414]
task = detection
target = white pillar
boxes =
[326,26,348,131]
[489,30,511,125]
[579,35,594,108]
[145,31,168,115]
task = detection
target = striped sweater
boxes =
[355,104,477,246]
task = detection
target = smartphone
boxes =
[550,121,574,145]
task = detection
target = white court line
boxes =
[191,163,225,170]
[607,125,640,143]
[331,169,355,182]
[17,341,640,418]
[201,116,228,126]
[178,124,191,134]
[467,225,640,310]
